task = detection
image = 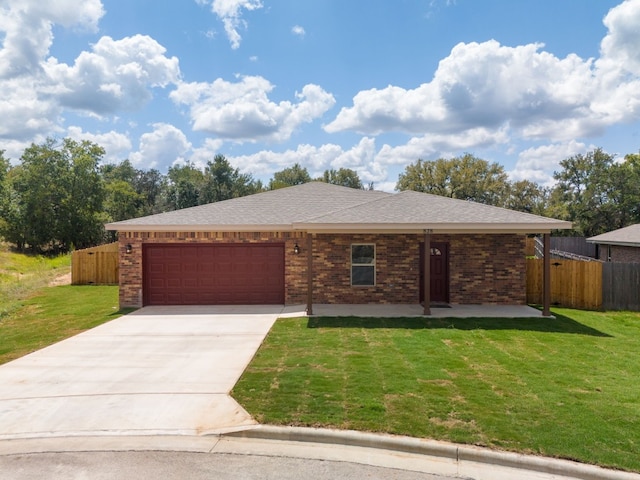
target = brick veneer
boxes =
[118,231,526,308]
[605,245,640,263]
[310,233,525,305]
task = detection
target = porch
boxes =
[281,304,548,318]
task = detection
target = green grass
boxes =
[0,285,130,365]
[0,244,72,318]
[0,244,131,365]
[232,309,640,472]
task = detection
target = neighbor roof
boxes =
[105,182,572,234]
[587,224,640,247]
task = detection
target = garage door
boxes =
[143,244,285,305]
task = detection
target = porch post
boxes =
[424,230,431,316]
[542,233,551,317]
[306,233,313,316]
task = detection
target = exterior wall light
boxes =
[293,243,300,255]
[126,243,133,254]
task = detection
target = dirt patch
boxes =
[49,272,72,287]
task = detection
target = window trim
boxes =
[351,243,376,287]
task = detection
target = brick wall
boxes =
[117,231,526,308]
[310,233,526,305]
[611,245,640,263]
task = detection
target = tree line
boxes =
[0,138,638,253]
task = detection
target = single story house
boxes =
[105,182,571,315]
[587,224,640,263]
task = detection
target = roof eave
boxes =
[586,239,640,247]
[104,223,294,233]
[294,221,572,234]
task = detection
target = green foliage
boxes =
[0,138,105,252]
[269,163,311,189]
[396,154,510,206]
[551,148,640,236]
[319,168,364,189]
[234,310,640,472]
[201,154,263,203]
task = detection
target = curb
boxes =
[223,426,640,480]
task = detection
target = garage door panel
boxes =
[143,244,284,305]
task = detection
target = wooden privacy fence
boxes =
[71,242,119,285]
[526,258,603,310]
[602,262,640,311]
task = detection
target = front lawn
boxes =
[232,309,640,472]
[0,285,130,365]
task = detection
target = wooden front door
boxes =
[419,242,450,304]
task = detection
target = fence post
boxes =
[542,234,551,316]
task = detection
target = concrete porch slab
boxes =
[280,304,547,318]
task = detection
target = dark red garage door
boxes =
[143,244,285,305]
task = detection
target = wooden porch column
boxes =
[306,233,313,316]
[424,230,431,316]
[542,233,551,317]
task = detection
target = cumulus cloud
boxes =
[198,0,263,49]
[0,0,104,78]
[227,137,388,184]
[509,140,592,185]
[171,75,335,142]
[45,35,180,114]
[129,123,192,169]
[325,0,640,150]
[325,40,599,140]
[67,126,133,163]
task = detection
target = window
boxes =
[351,244,375,286]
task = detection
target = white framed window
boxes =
[351,244,375,286]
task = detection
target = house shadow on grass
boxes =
[307,314,611,337]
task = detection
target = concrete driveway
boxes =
[0,305,293,440]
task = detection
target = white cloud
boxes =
[0,0,104,79]
[45,35,181,115]
[198,0,263,49]
[227,137,389,184]
[325,1,640,150]
[292,25,305,37]
[325,40,600,140]
[509,140,592,185]
[171,75,335,142]
[67,126,132,163]
[376,127,510,166]
[129,123,192,169]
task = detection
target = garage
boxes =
[143,244,285,305]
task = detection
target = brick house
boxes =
[587,224,640,263]
[105,182,571,315]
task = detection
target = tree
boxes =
[0,138,106,252]
[101,160,163,219]
[319,168,364,189]
[163,162,206,210]
[269,163,311,190]
[201,154,262,203]
[505,180,549,215]
[396,154,510,206]
[550,148,624,236]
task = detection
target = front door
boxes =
[419,242,450,304]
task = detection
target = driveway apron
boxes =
[0,306,281,439]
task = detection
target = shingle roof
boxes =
[587,224,640,247]
[105,182,572,233]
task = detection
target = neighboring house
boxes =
[105,182,571,314]
[587,224,640,263]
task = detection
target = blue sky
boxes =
[1,0,639,190]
